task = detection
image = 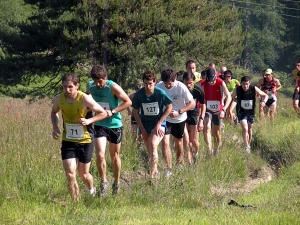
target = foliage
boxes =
[0,0,243,97]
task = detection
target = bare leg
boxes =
[203,117,212,152]
[63,158,79,200]
[94,137,108,182]
[211,124,222,152]
[78,161,94,192]
[109,142,121,184]
[161,134,172,170]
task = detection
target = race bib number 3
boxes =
[142,102,159,115]
[241,100,253,110]
[66,123,84,140]
[207,100,220,112]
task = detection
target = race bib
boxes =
[241,100,253,110]
[142,102,159,115]
[207,100,220,112]
[66,123,84,140]
[97,102,110,110]
[267,91,274,100]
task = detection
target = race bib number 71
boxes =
[66,123,84,140]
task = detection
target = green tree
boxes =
[0,0,244,97]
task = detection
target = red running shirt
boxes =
[201,78,224,112]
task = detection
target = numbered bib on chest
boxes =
[241,100,253,110]
[268,91,274,100]
[207,100,220,112]
[66,123,84,140]
[142,102,159,115]
[97,102,110,110]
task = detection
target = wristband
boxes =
[199,117,204,121]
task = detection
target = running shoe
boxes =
[112,182,120,195]
[245,145,251,153]
[99,181,109,197]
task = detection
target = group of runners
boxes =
[51,60,299,200]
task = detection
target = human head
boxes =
[176,70,185,82]
[265,68,272,75]
[208,63,216,70]
[90,65,108,80]
[296,60,300,71]
[161,68,177,89]
[134,83,143,91]
[186,60,197,74]
[182,71,195,90]
[264,68,273,80]
[142,71,156,83]
[90,65,108,88]
[205,68,217,84]
[142,71,156,92]
[62,73,80,97]
[62,73,80,85]
[240,76,251,91]
[224,70,232,78]
[220,66,227,74]
[223,70,233,83]
[262,69,266,77]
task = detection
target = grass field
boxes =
[1,94,300,225]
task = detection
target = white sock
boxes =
[89,187,96,195]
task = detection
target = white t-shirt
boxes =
[156,80,193,123]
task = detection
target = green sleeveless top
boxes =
[87,80,122,128]
[59,91,92,143]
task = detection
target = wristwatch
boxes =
[178,109,183,114]
[111,109,116,115]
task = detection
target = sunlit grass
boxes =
[1,95,300,224]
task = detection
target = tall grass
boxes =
[1,95,300,224]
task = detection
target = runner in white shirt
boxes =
[156,68,195,173]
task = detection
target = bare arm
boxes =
[275,79,282,92]
[81,94,107,125]
[221,81,232,111]
[153,103,172,136]
[255,86,268,108]
[132,108,146,134]
[110,84,132,114]
[50,95,61,139]
[229,88,237,113]
[127,93,134,115]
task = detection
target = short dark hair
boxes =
[62,73,80,85]
[135,83,143,90]
[241,76,251,83]
[185,60,196,69]
[142,71,156,82]
[224,70,232,77]
[182,72,195,81]
[90,65,107,80]
[161,68,177,82]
